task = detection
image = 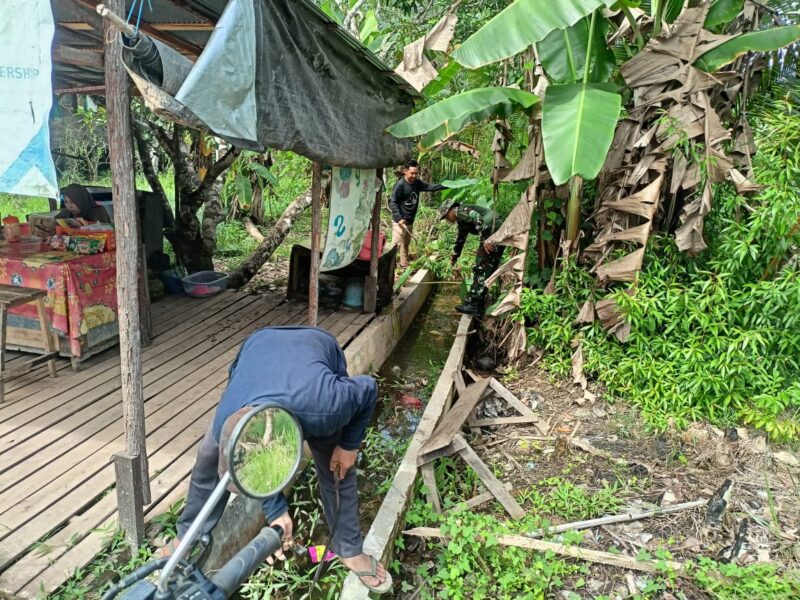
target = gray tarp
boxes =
[126,0,415,168]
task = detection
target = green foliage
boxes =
[538,15,616,84]
[451,0,612,69]
[541,82,622,185]
[387,87,539,149]
[517,99,800,440]
[413,511,584,600]
[517,478,623,521]
[691,556,800,598]
[705,0,744,28]
[696,24,800,72]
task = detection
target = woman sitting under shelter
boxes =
[57,183,111,223]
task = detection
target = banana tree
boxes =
[387,0,800,245]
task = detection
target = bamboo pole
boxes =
[524,499,708,538]
[308,163,323,326]
[103,0,150,507]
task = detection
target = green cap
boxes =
[438,199,459,220]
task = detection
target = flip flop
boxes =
[352,555,393,594]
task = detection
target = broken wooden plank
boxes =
[403,528,688,576]
[489,378,538,418]
[417,435,467,466]
[451,369,467,415]
[420,463,442,513]
[524,499,708,538]
[421,378,492,454]
[454,434,525,520]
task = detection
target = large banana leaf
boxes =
[387,87,539,148]
[452,0,613,69]
[705,0,743,28]
[542,83,621,185]
[422,61,462,98]
[538,15,616,84]
[695,25,800,72]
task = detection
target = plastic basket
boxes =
[181,271,228,298]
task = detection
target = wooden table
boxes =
[0,239,119,366]
[0,285,58,400]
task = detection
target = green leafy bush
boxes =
[517,98,800,440]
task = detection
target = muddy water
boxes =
[377,285,460,426]
[357,286,461,527]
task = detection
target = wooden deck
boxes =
[0,291,375,599]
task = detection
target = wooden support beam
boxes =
[104,0,150,505]
[420,463,441,513]
[308,162,323,327]
[54,84,106,94]
[150,22,215,31]
[363,169,382,314]
[454,434,525,520]
[53,45,104,69]
[82,1,203,57]
[114,452,145,549]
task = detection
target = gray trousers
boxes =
[177,426,363,559]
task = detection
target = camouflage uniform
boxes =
[451,204,504,306]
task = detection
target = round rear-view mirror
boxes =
[227,405,303,500]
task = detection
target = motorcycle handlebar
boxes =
[210,525,284,596]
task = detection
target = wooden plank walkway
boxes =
[0,291,374,598]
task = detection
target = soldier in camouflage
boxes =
[439,199,504,316]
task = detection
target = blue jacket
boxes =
[211,326,378,521]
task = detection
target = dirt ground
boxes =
[397,354,800,599]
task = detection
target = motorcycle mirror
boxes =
[227,405,303,500]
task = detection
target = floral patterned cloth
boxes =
[0,240,117,357]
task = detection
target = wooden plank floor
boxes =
[0,291,374,598]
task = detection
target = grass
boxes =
[235,410,301,495]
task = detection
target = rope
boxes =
[124,0,153,35]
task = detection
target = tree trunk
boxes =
[228,191,313,288]
[144,121,240,273]
[250,185,264,225]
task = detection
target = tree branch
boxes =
[342,0,368,35]
[197,146,241,196]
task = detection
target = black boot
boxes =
[455,298,483,316]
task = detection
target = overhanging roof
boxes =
[51,0,419,99]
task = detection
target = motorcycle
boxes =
[101,404,304,600]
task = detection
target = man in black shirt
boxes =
[388,159,446,268]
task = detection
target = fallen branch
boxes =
[227,191,312,288]
[403,527,688,577]
[242,217,265,243]
[570,437,652,474]
[524,499,708,538]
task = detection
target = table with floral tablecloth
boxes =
[0,240,117,357]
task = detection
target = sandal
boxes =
[352,555,393,594]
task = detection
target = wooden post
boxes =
[363,168,383,314]
[104,0,150,505]
[114,452,145,549]
[308,162,323,327]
